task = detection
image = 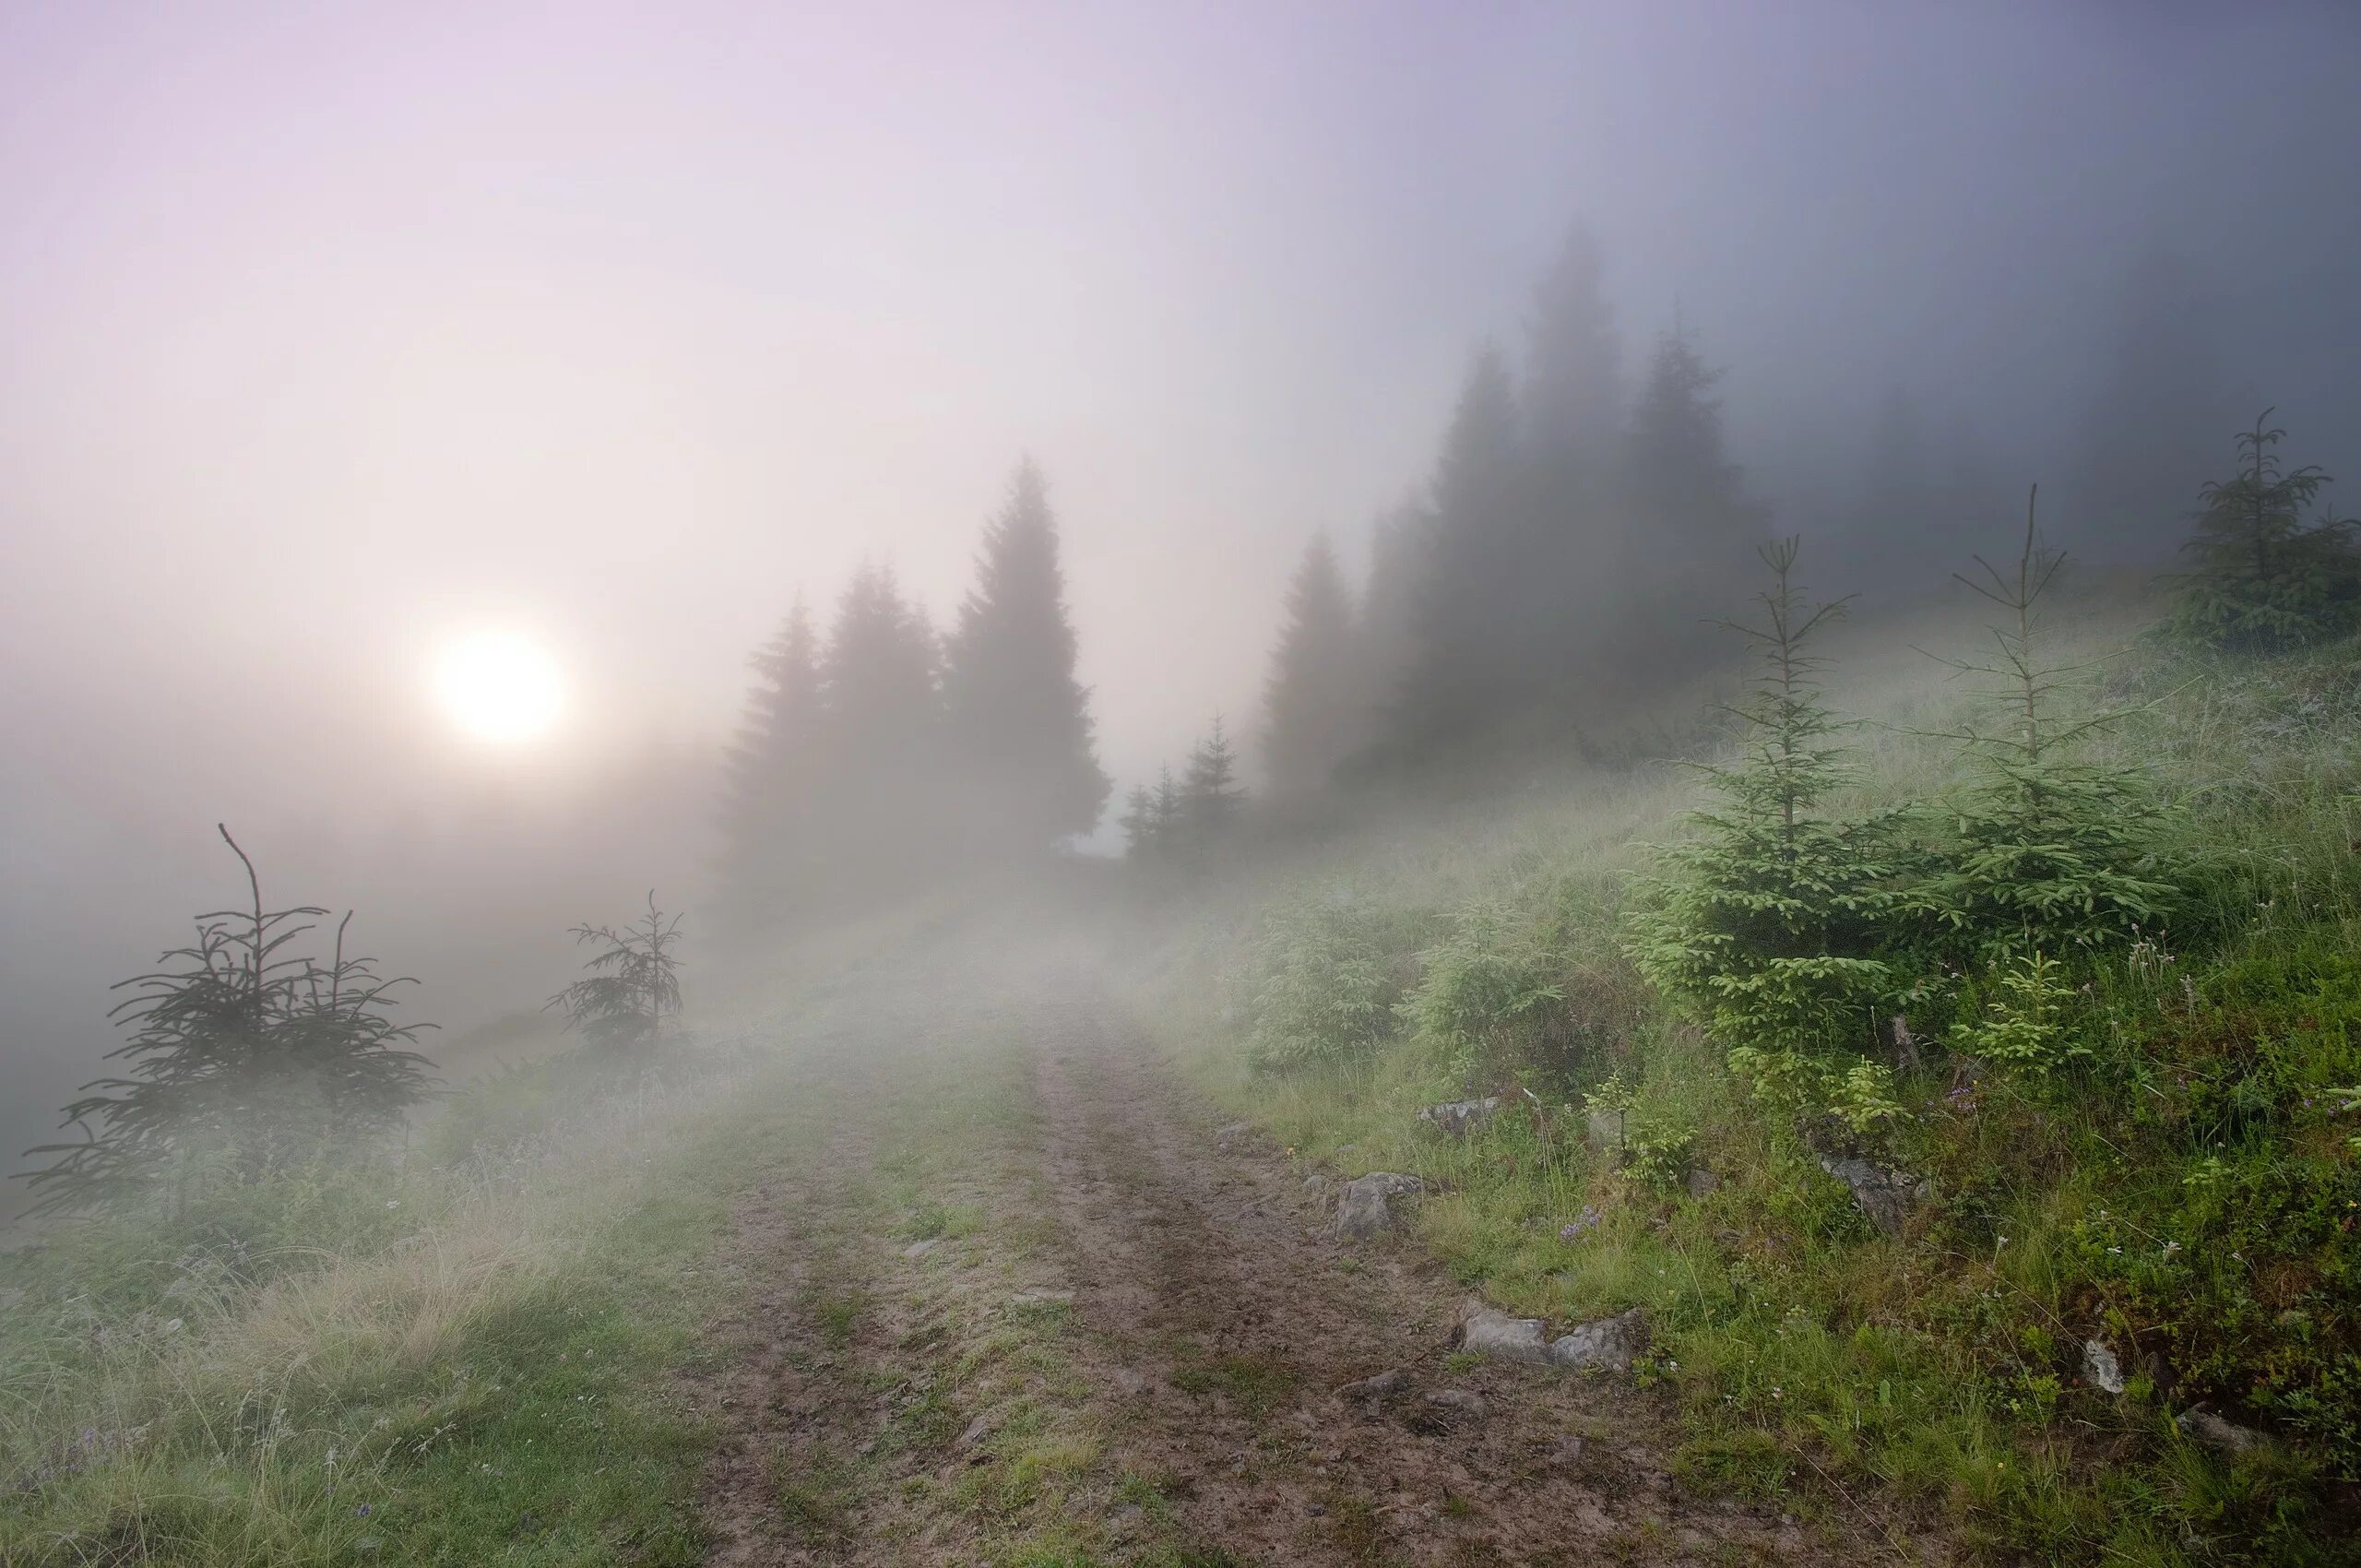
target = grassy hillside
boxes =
[1138,580,2361,1565]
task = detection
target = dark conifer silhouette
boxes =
[1260,532,1365,798]
[1182,716,1245,841]
[814,564,943,902]
[20,828,436,1215]
[1619,322,1763,673]
[940,459,1110,852]
[549,894,684,1058]
[2170,410,2357,650]
[716,600,823,926]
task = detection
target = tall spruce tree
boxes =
[1394,345,1526,749]
[715,600,822,927]
[941,459,1109,851]
[1260,532,1364,798]
[1520,222,1625,686]
[813,564,943,902]
[1619,323,1762,677]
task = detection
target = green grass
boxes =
[1144,591,2361,1566]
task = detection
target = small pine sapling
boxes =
[1918,488,2175,960]
[2170,409,2358,652]
[1626,538,1897,1111]
[18,826,436,1216]
[549,893,684,1057]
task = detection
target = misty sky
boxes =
[4,2,2358,1167]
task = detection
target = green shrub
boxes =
[1397,899,1571,1087]
[2170,410,2359,655]
[1242,893,1406,1071]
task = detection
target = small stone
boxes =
[1550,1434,1586,1467]
[1455,1304,1553,1365]
[1112,1367,1148,1396]
[1337,1368,1409,1400]
[1425,1389,1489,1421]
[1335,1172,1425,1241]
[2177,1406,2267,1456]
[1418,1097,1503,1137]
[1215,1122,1252,1145]
[1548,1308,1650,1372]
[956,1414,993,1449]
[903,1239,941,1260]
[1303,1174,1328,1193]
[1817,1155,1929,1238]
[2082,1338,2126,1396]
[1684,1168,1722,1199]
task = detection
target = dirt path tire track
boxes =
[1023,986,1888,1566]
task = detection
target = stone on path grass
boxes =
[1335,1172,1425,1241]
[1425,1389,1489,1422]
[2177,1406,2267,1455]
[1548,1308,1650,1372]
[1417,1097,1502,1137]
[2082,1338,2126,1395]
[1008,1288,1074,1309]
[1817,1155,1930,1237]
[1455,1305,1553,1365]
[1336,1368,1408,1401]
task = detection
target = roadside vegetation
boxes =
[1157,516,2361,1562]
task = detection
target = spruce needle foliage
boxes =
[19,826,437,1217]
[548,894,684,1058]
[2169,409,2358,653]
[1626,539,1896,1101]
[1917,489,2175,960]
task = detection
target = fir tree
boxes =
[1182,716,1245,840]
[940,459,1110,850]
[813,564,943,901]
[1118,784,1159,860]
[1394,345,1526,747]
[1260,532,1364,798]
[1151,766,1184,844]
[1619,323,1762,663]
[2169,410,2357,651]
[1918,489,2176,958]
[1519,222,1625,687]
[20,828,437,1215]
[549,893,684,1059]
[1625,540,1896,1109]
[716,600,822,927]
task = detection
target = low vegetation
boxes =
[1167,525,2361,1563]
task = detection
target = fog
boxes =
[5,2,2358,1187]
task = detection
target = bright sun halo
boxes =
[433,629,564,744]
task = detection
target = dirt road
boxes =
[690,977,1898,1564]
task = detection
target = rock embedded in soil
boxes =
[1215,1121,1252,1146]
[1335,1172,1426,1240]
[1418,1097,1503,1137]
[902,1238,941,1260]
[2177,1406,2268,1455]
[1456,1305,1555,1365]
[1338,1368,1409,1400]
[1426,1388,1489,1421]
[1548,1308,1650,1372]
[1008,1287,1074,1308]
[1684,1167,1722,1199]
[1817,1155,1929,1237]
[2082,1337,2126,1395]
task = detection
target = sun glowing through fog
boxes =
[433,629,565,744]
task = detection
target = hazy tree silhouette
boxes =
[716,599,823,927]
[1260,532,1365,798]
[549,894,683,1058]
[1182,715,1246,843]
[940,459,1110,852]
[813,563,943,903]
[1394,345,1526,749]
[1618,322,1763,675]
[2171,410,2357,651]
[20,827,436,1216]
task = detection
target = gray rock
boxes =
[1425,1389,1489,1421]
[1418,1097,1503,1137]
[1215,1122,1252,1145]
[1684,1167,1722,1200]
[1336,1368,1408,1400]
[1548,1308,1651,1372]
[2177,1406,2267,1456]
[902,1238,941,1260]
[2082,1338,2126,1395]
[1456,1305,1554,1365]
[1817,1155,1929,1237]
[1303,1174,1328,1194]
[1335,1172,1425,1241]
[956,1414,993,1449]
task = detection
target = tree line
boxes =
[714,458,1108,929]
